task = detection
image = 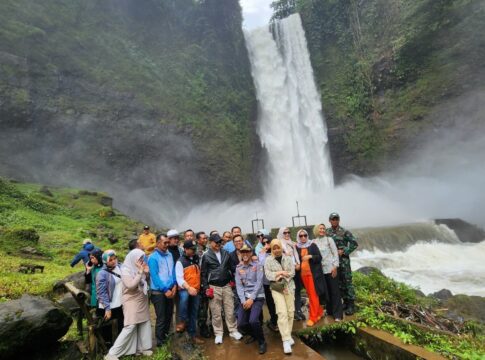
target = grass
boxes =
[0,177,144,300]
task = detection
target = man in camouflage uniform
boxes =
[326,212,358,315]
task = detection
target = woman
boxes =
[313,223,343,321]
[85,248,103,308]
[295,229,326,327]
[264,239,295,355]
[105,249,152,360]
[277,227,304,321]
[258,235,278,332]
[96,250,124,344]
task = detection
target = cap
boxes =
[256,228,270,236]
[262,235,273,243]
[209,233,223,243]
[83,238,92,245]
[240,244,252,252]
[329,212,340,220]
[167,229,179,238]
[143,225,150,230]
[183,240,196,249]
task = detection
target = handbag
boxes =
[270,279,286,292]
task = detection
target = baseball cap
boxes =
[329,212,340,220]
[183,240,196,249]
[83,238,92,245]
[209,233,223,243]
[256,228,270,237]
[240,244,252,252]
[143,225,150,230]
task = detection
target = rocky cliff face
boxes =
[0,0,261,224]
[273,0,485,181]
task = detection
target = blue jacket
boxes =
[148,249,176,292]
[70,243,95,267]
[96,264,122,311]
[235,260,265,304]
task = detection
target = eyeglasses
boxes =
[283,231,290,235]
[262,241,269,245]
[256,234,263,238]
[299,234,308,238]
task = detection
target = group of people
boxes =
[70,213,358,358]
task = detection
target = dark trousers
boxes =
[263,284,278,325]
[324,272,344,319]
[198,294,211,336]
[95,306,124,344]
[151,292,174,345]
[237,298,265,344]
[294,270,303,313]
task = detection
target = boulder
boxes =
[39,185,54,197]
[356,266,384,277]
[432,288,453,301]
[100,196,113,207]
[53,271,86,294]
[442,295,485,324]
[0,295,72,358]
[435,218,485,243]
[107,233,118,244]
[56,292,80,313]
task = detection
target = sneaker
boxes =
[288,337,295,346]
[283,340,292,354]
[104,355,119,360]
[215,335,223,344]
[141,350,153,356]
[335,318,343,322]
[230,331,243,340]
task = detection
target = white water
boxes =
[353,241,485,296]
[245,14,333,201]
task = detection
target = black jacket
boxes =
[296,243,327,299]
[201,248,232,289]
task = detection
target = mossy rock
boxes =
[0,228,40,243]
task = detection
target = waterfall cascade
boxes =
[244,14,333,203]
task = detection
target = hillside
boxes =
[0,0,261,225]
[0,177,145,300]
[272,0,485,179]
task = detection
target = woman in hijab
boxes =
[104,249,152,360]
[85,248,103,308]
[313,223,343,321]
[264,239,295,355]
[295,229,326,327]
[277,227,305,321]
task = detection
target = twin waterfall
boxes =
[244,14,333,203]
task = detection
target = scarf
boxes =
[121,248,148,295]
[296,229,313,249]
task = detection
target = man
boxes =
[148,234,177,346]
[201,233,242,344]
[138,226,156,255]
[235,245,266,354]
[167,229,183,263]
[222,231,232,246]
[175,240,204,345]
[223,226,240,252]
[70,238,95,267]
[184,229,195,242]
[257,235,278,332]
[195,231,211,338]
[326,212,358,315]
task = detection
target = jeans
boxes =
[151,292,173,345]
[178,289,200,337]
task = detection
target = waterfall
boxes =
[244,14,333,203]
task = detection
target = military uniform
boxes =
[326,225,358,310]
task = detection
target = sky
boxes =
[240,0,273,29]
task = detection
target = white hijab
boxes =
[121,248,148,295]
[277,227,300,265]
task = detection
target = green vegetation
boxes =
[0,0,258,196]
[298,271,485,359]
[271,0,485,175]
[0,177,144,300]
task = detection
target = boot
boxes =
[259,341,267,354]
[345,301,355,316]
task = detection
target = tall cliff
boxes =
[272,0,485,180]
[0,0,260,223]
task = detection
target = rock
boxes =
[78,190,97,196]
[100,196,113,207]
[1,228,40,243]
[442,295,485,324]
[356,267,384,277]
[39,185,53,197]
[53,271,86,294]
[0,295,72,358]
[71,194,79,199]
[435,218,485,243]
[414,289,426,298]
[107,233,118,244]
[21,246,43,256]
[432,289,453,301]
[56,292,79,313]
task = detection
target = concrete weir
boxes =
[197,314,446,360]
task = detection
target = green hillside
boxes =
[0,177,144,300]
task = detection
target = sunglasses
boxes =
[299,234,308,238]
[283,231,291,235]
[256,234,263,238]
